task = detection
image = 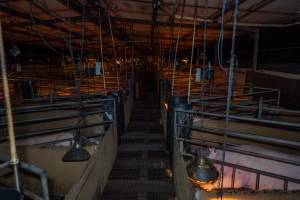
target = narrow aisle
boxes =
[102,87,175,199]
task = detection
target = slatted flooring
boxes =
[101,93,175,200]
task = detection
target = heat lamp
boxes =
[62,134,90,162]
[186,148,219,190]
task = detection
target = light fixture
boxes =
[164,102,168,110]
[62,135,90,162]
[115,59,121,65]
[186,148,219,190]
[181,58,188,63]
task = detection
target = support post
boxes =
[0,17,21,193]
[252,30,260,70]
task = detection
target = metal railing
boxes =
[0,96,115,143]
[0,95,116,199]
[174,107,300,192]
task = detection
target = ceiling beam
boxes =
[0,5,82,38]
[238,0,275,21]
[180,0,248,41]
[57,0,138,47]
[210,0,248,20]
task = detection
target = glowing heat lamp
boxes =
[181,59,188,63]
[164,103,168,110]
[115,60,121,65]
[186,149,219,191]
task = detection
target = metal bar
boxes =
[178,124,300,149]
[256,173,260,190]
[1,98,114,112]
[175,137,300,166]
[213,159,300,185]
[252,30,260,70]
[0,161,10,169]
[175,109,300,129]
[22,94,111,103]
[0,121,112,143]
[191,89,278,102]
[17,161,49,200]
[231,167,236,188]
[197,101,300,116]
[0,110,110,128]
[284,180,288,192]
[0,104,113,116]
[238,0,275,21]
[0,16,21,192]
[33,132,105,146]
[176,140,300,186]
[258,97,263,118]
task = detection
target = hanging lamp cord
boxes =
[220,0,239,199]
[98,8,107,94]
[187,0,198,104]
[171,0,186,96]
[108,16,120,91]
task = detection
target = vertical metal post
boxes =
[0,17,21,192]
[252,30,260,70]
[276,89,281,107]
[258,97,263,119]
[173,109,178,164]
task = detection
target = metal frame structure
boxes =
[173,102,300,192]
[0,95,116,199]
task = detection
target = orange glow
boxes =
[165,168,173,177]
[188,176,219,192]
[164,103,168,110]
[209,198,239,200]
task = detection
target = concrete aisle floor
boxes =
[101,92,175,200]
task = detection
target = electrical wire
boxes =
[98,8,107,94]
[200,0,208,99]
[171,0,186,96]
[27,0,64,56]
[217,0,228,71]
[108,16,120,91]
[187,0,198,104]
[219,0,239,199]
